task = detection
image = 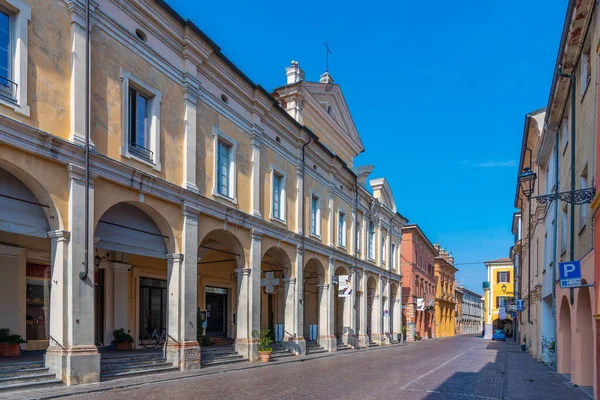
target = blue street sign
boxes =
[559,260,582,289]
[516,299,524,312]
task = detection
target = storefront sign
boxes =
[338,275,352,297]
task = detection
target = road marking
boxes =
[404,388,500,400]
[401,346,476,390]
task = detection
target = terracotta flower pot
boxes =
[115,341,130,351]
[0,343,21,357]
[258,350,272,363]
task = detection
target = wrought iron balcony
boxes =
[0,75,18,103]
[128,143,154,161]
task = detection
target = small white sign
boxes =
[416,298,425,311]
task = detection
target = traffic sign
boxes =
[516,299,524,312]
[559,260,582,289]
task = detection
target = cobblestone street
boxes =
[55,336,586,400]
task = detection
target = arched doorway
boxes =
[334,266,350,343]
[94,202,173,347]
[0,166,57,351]
[367,276,377,342]
[390,283,399,341]
[260,247,291,343]
[558,296,572,374]
[198,229,245,342]
[303,258,325,344]
[575,285,593,386]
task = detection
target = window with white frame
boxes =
[0,0,30,114]
[271,169,286,222]
[356,221,361,252]
[579,167,588,231]
[561,205,567,253]
[121,69,162,169]
[310,193,321,237]
[561,116,568,152]
[212,128,237,202]
[391,243,396,269]
[368,221,375,260]
[381,236,386,263]
[581,44,591,95]
[338,210,346,247]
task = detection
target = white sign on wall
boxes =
[338,275,352,297]
[416,298,425,311]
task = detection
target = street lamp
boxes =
[501,284,507,293]
[518,167,537,198]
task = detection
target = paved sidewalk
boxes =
[2,343,406,400]
[503,341,590,400]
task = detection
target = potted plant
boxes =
[0,328,26,357]
[252,329,272,362]
[113,328,134,351]
[401,325,407,342]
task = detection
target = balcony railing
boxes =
[0,76,18,103]
[128,143,154,161]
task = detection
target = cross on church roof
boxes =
[323,38,332,72]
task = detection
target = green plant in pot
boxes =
[252,329,272,362]
[0,328,26,357]
[113,328,134,351]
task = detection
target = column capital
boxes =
[183,203,201,219]
[167,253,184,263]
[283,277,297,285]
[317,283,329,290]
[296,244,304,254]
[68,163,97,184]
[236,268,251,276]
[48,230,70,242]
[112,262,131,273]
[251,228,264,240]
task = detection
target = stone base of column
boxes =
[45,345,100,385]
[357,334,370,348]
[406,323,415,342]
[283,336,306,356]
[484,323,493,339]
[165,341,200,371]
[391,331,400,342]
[342,331,358,349]
[235,338,258,361]
[319,335,337,352]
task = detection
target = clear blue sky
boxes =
[167,0,567,293]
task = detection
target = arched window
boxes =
[368,221,375,260]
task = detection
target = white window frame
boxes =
[391,243,396,269]
[309,190,321,238]
[368,221,375,261]
[356,221,361,253]
[120,68,162,170]
[337,209,347,248]
[381,236,386,264]
[270,164,287,224]
[212,127,238,204]
[0,0,29,115]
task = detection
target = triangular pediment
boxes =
[370,177,397,213]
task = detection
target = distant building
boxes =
[483,258,514,339]
[434,245,458,337]
[456,286,484,335]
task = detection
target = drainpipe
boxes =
[551,126,560,367]
[80,0,91,281]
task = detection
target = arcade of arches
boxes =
[0,164,402,385]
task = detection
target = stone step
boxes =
[0,373,57,387]
[201,348,236,356]
[101,361,173,373]
[101,366,179,381]
[336,345,352,351]
[101,354,163,364]
[0,367,49,378]
[306,347,326,355]
[0,378,62,393]
[0,361,43,373]
[201,353,244,361]
[101,357,167,369]
[200,357,246,367]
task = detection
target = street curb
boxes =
[15,342,410,399]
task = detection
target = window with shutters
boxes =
[270,165,287,224]
[337,210,346,248]
[496,296,510,308]
[368,221,375,260]
[310,192,321,237]
[497,271,510,283]
[212,128,238,203]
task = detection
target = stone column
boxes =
[235,268,251,356]
[46,164,99,385]
[327,257,337,351]
[183,69,199,193]
[165,204,200,370]
[250,118,262,218]
[112,262,130,335]
[283,277,296,346]
[67,1,94,148]
[372,276,382,345]
[346,267,357,348]
[384,278,391,344]
[290,244,306,355]
[100,260,114,347]
[392,283,401,342]
[239,229,262,361]
[317,283,335,351]
[358,270,369,348]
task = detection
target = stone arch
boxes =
[260,246,292,342]
[334,266,350,340]
[575,285,593,386]
[0,162,62,233]
[558,295,572,374]
[95,201,176,257]
[303,257,326,342]
[366,275,378,340]
[198,229,246,270]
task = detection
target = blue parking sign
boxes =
[559,260,582,288]
[516,299,524,312]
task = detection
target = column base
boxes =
[283,336,306,356]
[166,341,200,371]
[71,133,96,151]
[342,330,358,349]
[45,345,100,385]
[357,334,370,348]
[318,335,337,352]
[391,332,400,342]
[484,323,493,339]
[184,182,200,194]
[372,333,389,346]
[235,338,258,361]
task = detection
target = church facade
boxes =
[0,0,406,385]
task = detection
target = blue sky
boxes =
[167,0,567,293]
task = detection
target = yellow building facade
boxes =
[482,258,514,338]
[0,0,407,386]
[434,245,458,337]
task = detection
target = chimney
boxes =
[319,71,334,84]
[286,60,304,84]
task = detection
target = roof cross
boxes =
[323,39,332,72]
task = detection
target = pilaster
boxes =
[250,121,262,218]
[183,68,200,193]
[358,269,369,348]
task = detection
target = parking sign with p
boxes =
[559,260,582,289]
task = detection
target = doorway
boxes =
[206,287,228,336]
[139,278,167,339]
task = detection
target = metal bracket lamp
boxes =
[517,167,595,205]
